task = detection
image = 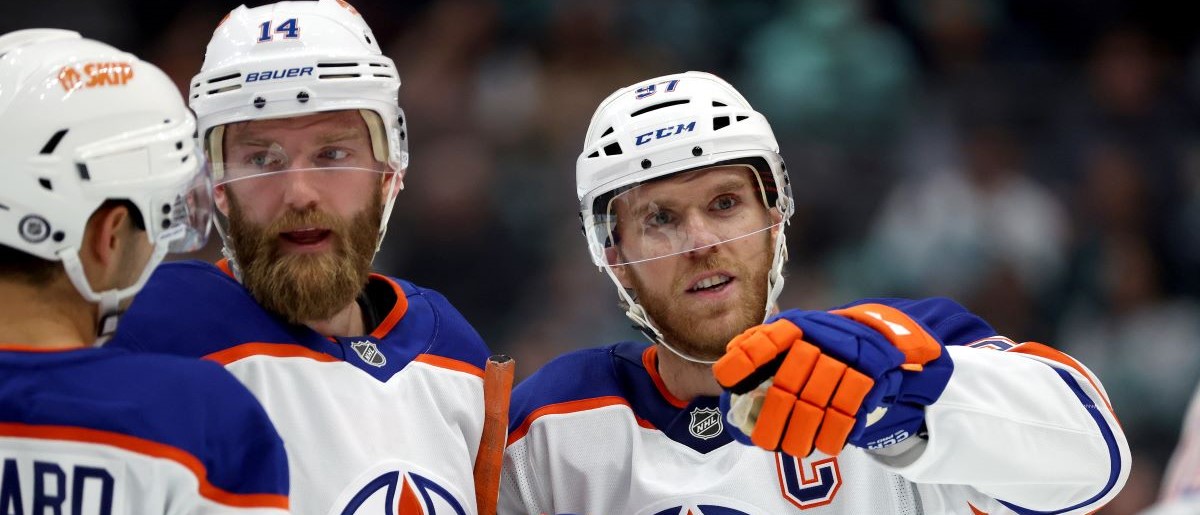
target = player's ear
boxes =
[79,203,132,287]
[213,184,230,215]
[381,167,404,200]
[610,262,634,289]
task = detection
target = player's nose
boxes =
[280,171,321,210]
[682,214,723,256]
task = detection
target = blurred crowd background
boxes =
[5,0,1198,511]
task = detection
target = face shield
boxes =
[585,163,787,268]
[205,109,398,244]
[154,148,214,253]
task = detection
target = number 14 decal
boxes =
[258,18,300,42]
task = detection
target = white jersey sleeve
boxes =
[870,338,1129,514]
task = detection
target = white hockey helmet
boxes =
[577,71,793,362]
[190,0,407,265]
[0,29,212,336]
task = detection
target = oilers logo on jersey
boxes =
[688,407,723,440]
[636,495,762,515]
[350,339,387,367]
[335,462,468,515]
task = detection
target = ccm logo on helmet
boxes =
[635,121,696,146]
[245,67,314,83]
[57,62,133,93]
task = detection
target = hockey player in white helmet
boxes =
[106,1,491,514]
[0,29,289,512]
[500,71,1130,514]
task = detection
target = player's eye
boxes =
[316,148,350,162]
[246,152,284,169]
[645,209,675,228]
[711,194,739,211]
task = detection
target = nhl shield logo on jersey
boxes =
[688,407,723,440]
[351,339,387,367]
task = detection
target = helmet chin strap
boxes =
[603,223,791,367]
[57,242,169,345]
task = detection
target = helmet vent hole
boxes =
[365,34,372,44]
[76,164,90,180]
[52,232,64,243]
[736,115,749,122]
[631,99,688,117]
[38,178,52,191]
[600,127,614,137]
[206,72,241,84]
[397,114,405,126]
[39,129,69,155]
[207,85,241,95]
[713,116,730,131]
[587,151,600,158]
[317,62,357,68]
[400,130,407,140]
[175,141,183,150]
[641,159,652,169]
[603,142,623,156]
[319,73,362,80]
[712,101,727,107]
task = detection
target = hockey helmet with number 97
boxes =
[0,29,213,337]
[577,71,794,362]
[190,0,408,268]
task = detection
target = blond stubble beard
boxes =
[629,244,771,362]
[226,192,381,325]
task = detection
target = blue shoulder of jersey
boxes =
[391,279,490,371]
[507,343,634,435]
[0,348,287,497]
[108,260,294,357]
[833,297,997,346]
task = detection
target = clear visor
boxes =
[153,149,214,253]
[586,165,785,267]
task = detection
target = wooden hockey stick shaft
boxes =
[474,354,515,515]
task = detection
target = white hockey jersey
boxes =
[0,345,289,513]
[110,260,491,515]
[501,298,1129,515]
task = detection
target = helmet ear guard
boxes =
[575,71,793,363]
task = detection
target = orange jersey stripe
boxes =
[508,396,655,446]
[642,346,689,409]
[0,422,288,509]
[368,274,409,338]
[413,353,484,378]
[0,343,87,352]
[1007,342,1117,416]
[205,342,340,366]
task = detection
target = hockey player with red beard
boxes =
[108,2,491,514]
[500,71,1130,514]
